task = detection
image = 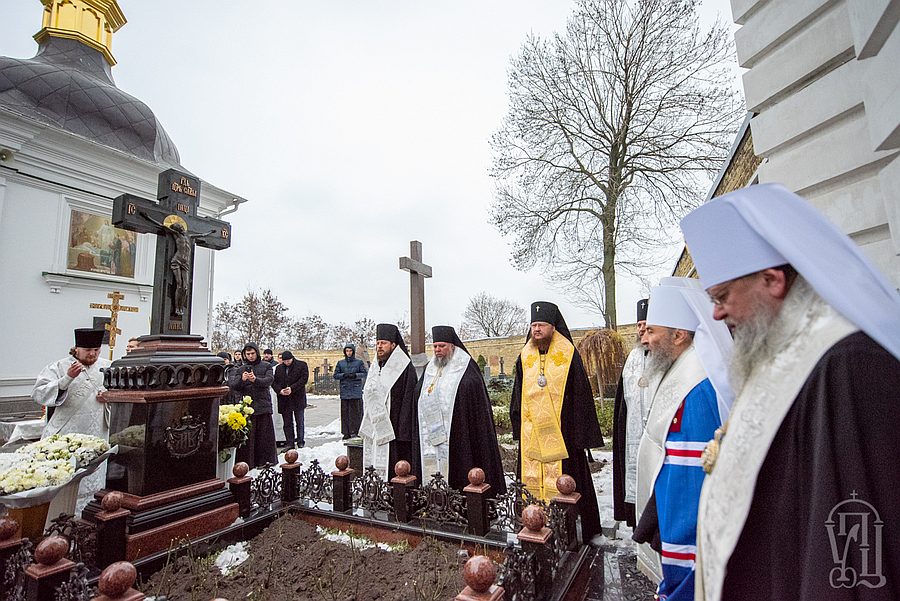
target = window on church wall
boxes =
[66,208,136,278]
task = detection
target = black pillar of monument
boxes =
[82,170,238,563]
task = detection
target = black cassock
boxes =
[722,332,900,599]
[511,351,605,541]
[412,360,507,496]
[385,360,420,480]
[612,370,636,527]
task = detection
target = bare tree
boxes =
[227,288,289,349]
[490,0,742,328]
[290,314,331,350]
[462,292,528,338]
[210,301,236,352]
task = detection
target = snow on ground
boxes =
[315,525,395,551]
[215,541,250,575]
[592,450,635,549]
[248,415,347,478]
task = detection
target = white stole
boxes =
[416,347,470,481]
[621,347,649,503]
[360,348,410,478]
[695,303,856,601]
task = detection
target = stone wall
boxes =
[279,323,639,383]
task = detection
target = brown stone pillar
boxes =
[92,561,144,601]
[0,517,23,586]
[280,450,301,504]
[390,460,417,523]
[95,491,130,569]
[24,536,75,601]
[551,474,582,550]
[331,455,354,512]
[456,555,504,601]
[517,505,553,593]
[463,468,492,537]
[228,462,252,517]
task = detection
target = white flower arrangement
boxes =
[0,457,74,495]
[109,425,145,448]
[16,433,110,469]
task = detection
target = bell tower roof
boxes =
[34,0,127,66]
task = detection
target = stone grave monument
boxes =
[81,169,236,560]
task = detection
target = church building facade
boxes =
[0,1,247,415]
[730,0,899,284]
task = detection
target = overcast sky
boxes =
[2,0,739,332]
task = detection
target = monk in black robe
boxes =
[412,326,506,496]
[360,323,420,480]
[510,302,604,542]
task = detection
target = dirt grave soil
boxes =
[142,514,471,601]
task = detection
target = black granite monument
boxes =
[82,170,238,560]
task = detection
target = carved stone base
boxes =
[83,481,238,562]
[125,503,238,561]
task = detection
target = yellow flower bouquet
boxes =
[218,395,254,461]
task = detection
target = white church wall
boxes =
[0,112,245,407]
[732,0,900,287]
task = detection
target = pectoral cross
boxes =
[399,241,432,357]
[112,169,232,335]
[89,290,138,358]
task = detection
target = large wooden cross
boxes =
[89,290,138,358]
[399,240,432,356]
[112,169,232,336]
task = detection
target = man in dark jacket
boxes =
[263,348,277,367]
[334,343,367,439]
[273,351,309,449]
[229,342,277,468]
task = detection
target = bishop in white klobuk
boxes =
[360,323,418,480]
[414,326,506,495]
[633,279,731,601]
[681,183,900,600]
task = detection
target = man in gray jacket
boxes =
[334,343,367,439]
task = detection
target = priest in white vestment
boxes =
[360,323,418,479]
[31,328,111,514]
[613,298,651,528]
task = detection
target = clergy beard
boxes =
[645,332,676,382]
[535,337,552,353]
[434,347,455,368]
[729,276,819,393]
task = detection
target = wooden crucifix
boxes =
[89,290,138,358]
[112,169,232,335]
[399,240,432,357]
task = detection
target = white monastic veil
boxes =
[659,277,735,422]
[681,183,900,361]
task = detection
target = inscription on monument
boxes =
[112,169,232,336]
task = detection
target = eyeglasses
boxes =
[707,281,735,307]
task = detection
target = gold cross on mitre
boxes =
[89,291,139,358]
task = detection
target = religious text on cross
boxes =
[112,169,232,336]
